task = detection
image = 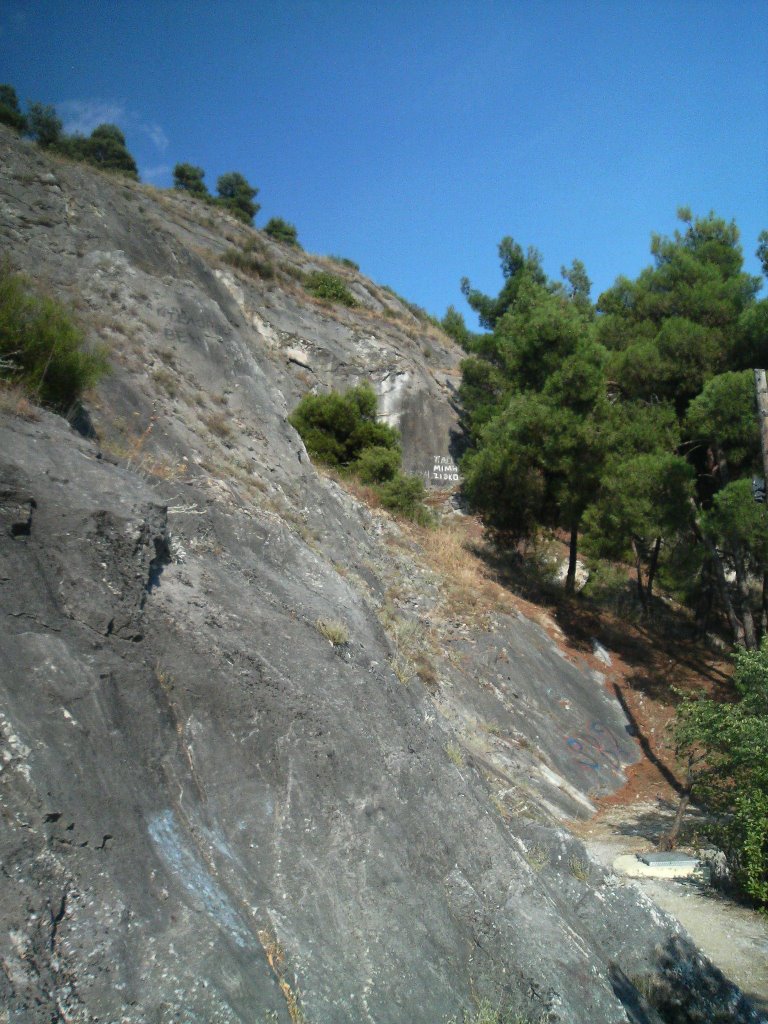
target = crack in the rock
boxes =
[49,887,70,954]
[7,611,62,632]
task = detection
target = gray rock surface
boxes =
[1,126,764,1023]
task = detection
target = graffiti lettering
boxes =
[564,721,622,773]
[430,454,460,483]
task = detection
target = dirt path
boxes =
[578,800,768,1013]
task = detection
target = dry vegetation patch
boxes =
[0,381,41,420]
[413,518,511,622]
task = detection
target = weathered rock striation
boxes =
[1,127,763,1023]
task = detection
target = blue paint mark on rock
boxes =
[148,809,254,949]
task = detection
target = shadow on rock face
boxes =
[69,402,97,440]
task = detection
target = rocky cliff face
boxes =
[0,127,762,1023]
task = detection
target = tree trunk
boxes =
[647,535,662,598]
[659,789,691,851]
[693,506,746,647]
[756,370,768,644]
[710,538,747,646]
[714,445,758,650]
[565,522,579,594]
[733,546,758,649]
[631,536,648,609]
[755,369,768,485]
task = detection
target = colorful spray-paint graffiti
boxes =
[566,721,624,774]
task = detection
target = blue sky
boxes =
[3,0,766,320]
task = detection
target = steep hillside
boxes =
[0,127,762,1023]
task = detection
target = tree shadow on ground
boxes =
[473,537,732,699]
[603,797,711,842]
[612,934,767,1022]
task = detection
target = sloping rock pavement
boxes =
[1,126,765,1022]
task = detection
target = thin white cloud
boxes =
[142,123,169,153]
[141,163,171,183]
[58,99,126,136]
[58,100,169,156]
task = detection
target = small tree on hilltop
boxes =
[26,102,62,148]
[173,163,210,198]
[216,172,260,224]
[82,124,139,179]
[0,85,26,131]
[264,217,300,246]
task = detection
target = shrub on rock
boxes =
[0,267,107,411]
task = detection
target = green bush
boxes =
[75,123,138,178]
[0,85,26,132]
[354,444,401,483]
[173,162,210,197]
[264,217,300,247]
[675,640,768,906]
[222,247,274,279]
[0,267,108,410]
[216,172,260,224]
[289,384,399,468]
[377,473,432,525]
[329,255,360,271]
[26,102,62,148]
[290,384,432,524]
[304,271,357,307]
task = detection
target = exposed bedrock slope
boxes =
[0,128,763,1022]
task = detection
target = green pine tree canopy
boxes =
[458,210,768,633]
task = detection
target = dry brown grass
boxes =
[417,519,508,620]
[152,367,180,398]
[203,410,234,440]
[0,381,41,420]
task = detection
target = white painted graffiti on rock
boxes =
[431,455,459,483]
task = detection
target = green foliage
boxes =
[289,384,398,468]
[377,473,432,524]
[676,641,768,906]
[264,217,300,247]
[222,247,274,279]
[75,123,138,178]
[0,84,26,131]
[26,102,63,148]
[758,230,768,278]
[304,271,357,307]
[173,163,210,197]
[702,479,768,567]
[441,305,473,349]
[459,249,605,590]
[315,617,349,646]
[329,255,359,270]
[448,999,538,1024]
[734,298,768,371]
[289,385,431,523]
[461,236,548,330]
[584,453,695,563]
[354,444,401,483]
[0,266,108,410]
[580,560,632,614]
[597,210,760,415]
[457,210,766,628]
[16,91,139,179]
[685,371,760,473]
[216,172,260,224]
